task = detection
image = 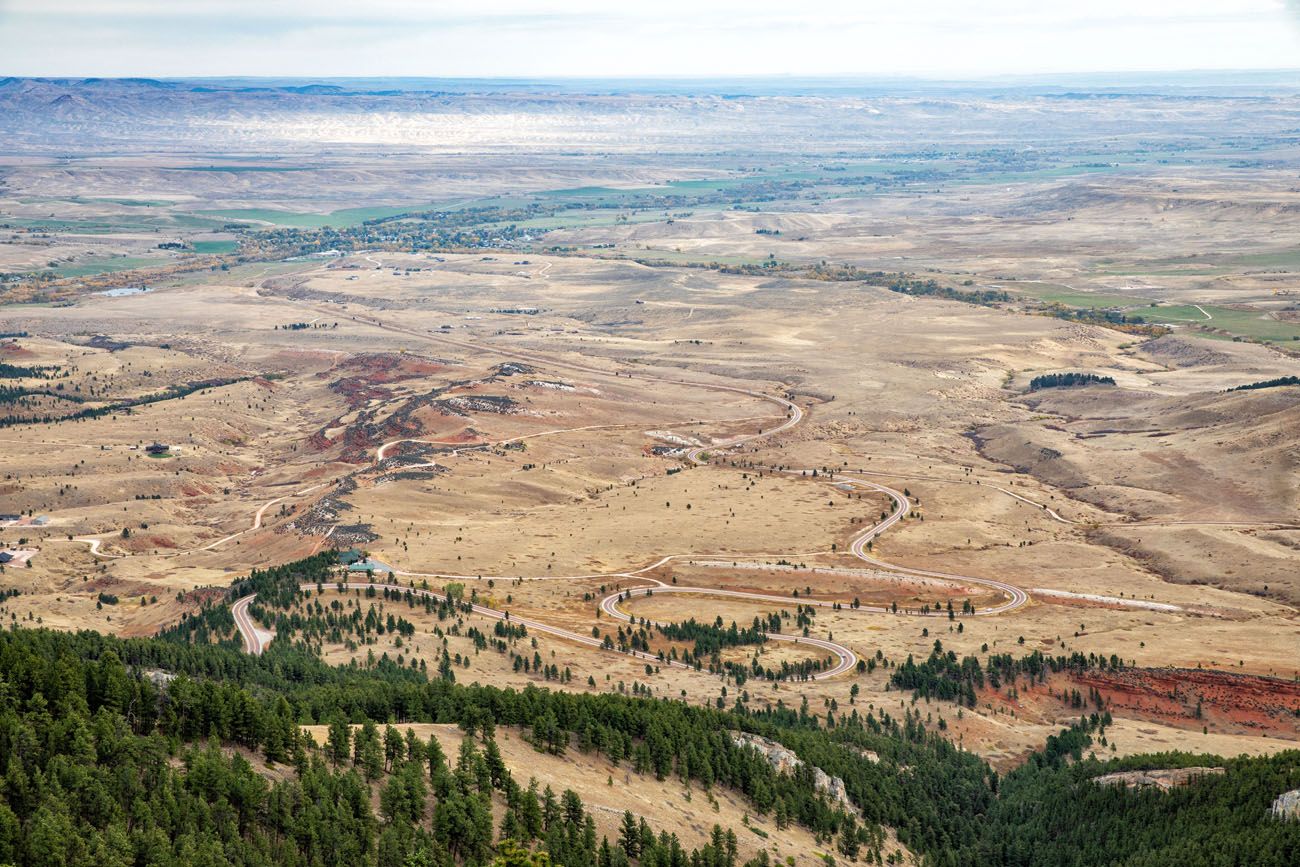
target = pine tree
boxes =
[326,718,351,768]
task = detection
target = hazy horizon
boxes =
[4,1,1300,79]
[10,69,1300,96]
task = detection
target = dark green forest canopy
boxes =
[1028,372,1116,391]
[1228,375,1300,392]
[0,551,1294,866]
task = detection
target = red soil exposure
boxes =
[334,352,447,383]
[312,406,417,462]
[324,353,447,408]
[1072,668,1300,737]
[314,391,466,462]
[306,430,333,451]
[185,587,228,605]
[338,420,394,463]
[381,440,464,461]
[0,341,35,357]
[331,377,393,408]
[120,535,178,553]
[426,428,482,444]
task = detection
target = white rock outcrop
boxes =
[732,732,858,815]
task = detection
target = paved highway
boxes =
[591,469,1027,678]
[220,277,1047,678]
[232,593,273,654]
[597,579,856,679]
[237,580,707,675]
[838,474,1030,615]
[233,438,1028,679]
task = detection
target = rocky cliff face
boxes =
[731,732,858,816]
[1274,789,1300,821]
[1092,767,1225,791]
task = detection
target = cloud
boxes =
[1,0,1298,77]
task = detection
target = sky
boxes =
[3,0,1300,79]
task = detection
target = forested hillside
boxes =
[0,554,1294,866]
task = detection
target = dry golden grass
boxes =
[295,723,914,866]
[2,217,1296,773]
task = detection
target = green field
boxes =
[1096,263,1233,278]
[195,204,438,229]
[0,211,229,234]
[1092,247,1300,278]
[1230,249,1300,270]
[93,197,174,207]
[504,210,676,231]
[1135,304,1209,322]
[159,258,312,290]
[38,196,178,208]
[537,185,645,199]
[530,162,934,204]
[168,213,233,229]
[190,239,239,254]
[0,216,159,233]
[1000,281,1300,344]
[1187,306,1300,343]
[438,195,536,211]
[963,161,1143,187]
[48,256,168,278]
[617,248,774,267]
[1005,282,1143,309]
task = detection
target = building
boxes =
[336,548,365,566]
[347,559,392,574]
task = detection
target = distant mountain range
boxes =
[8,70,1300,96]
[3,74,1299,156]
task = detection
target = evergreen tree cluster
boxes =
[887,280,1011,307]
[890,643,1127,708]
[1028,372,1116,391]
[0,552,1293,866]
[653,616,769,657]
[1228,375,1300,392]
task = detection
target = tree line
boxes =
[0,551,1292,865]
[1028,372,1116,391]
[1228,375,1299,392]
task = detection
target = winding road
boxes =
[231,423,1028,680]
[61,482,328,560]
[198,260,1163,677]
[198,483,327,552]
[234,578,745,676]
[39,254,1286,688]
